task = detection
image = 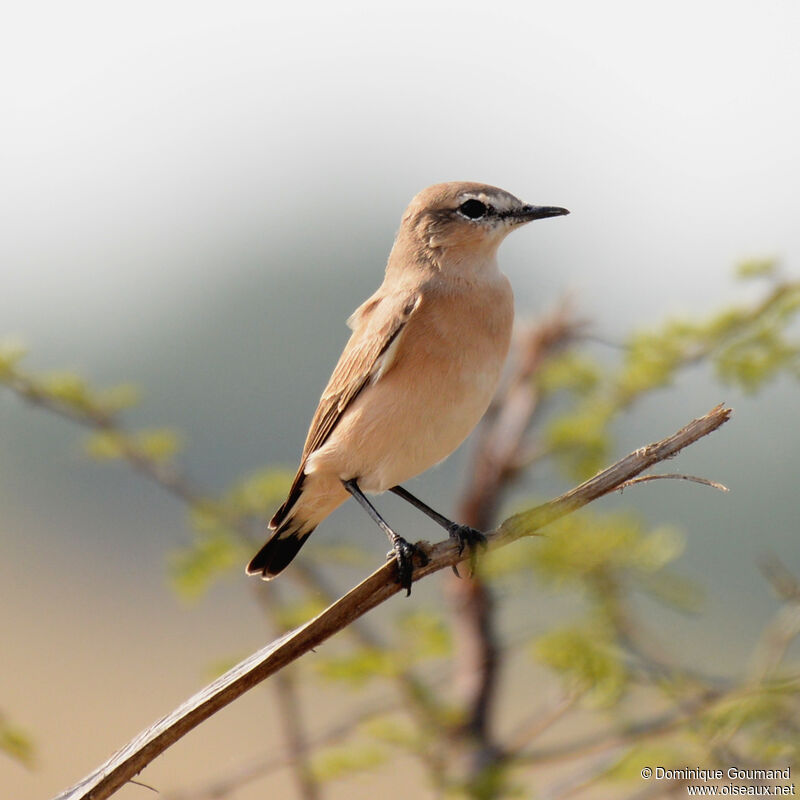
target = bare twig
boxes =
[496,405,730,543]
[504,692,581,754]
[514,689,722,768]
[749,560,800,682]
[52,404,731,800]
[616,473,729,493]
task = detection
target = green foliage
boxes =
[736,257,778,279]
[86,427,183,462]
[365,717,425,751]
[545,403,613,479]
[534,262,800,481]
[700,681,800,762]
[94,382,140,413]
[715,324,800,391]
[532,511,685,586]
[634,569,704,614]
[535,624,627,704]
[395,610,451,659]
[168,531,244,601]
[271,597,329,630]
[0,339,27,378]
[310,742,387,781]
[0,713,35,768]
[447,764,525,800]
[316,612,449,687]
[1,349,141,421]
[316,646,404,687]
[167,468,293,599]
[39,371,93,409]
[218,468,294,518]
[537,351,603,395]
[604,744,690,782]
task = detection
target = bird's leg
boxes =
[343,479,427,596]
[390,485,487,576]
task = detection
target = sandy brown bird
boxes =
[247,182,568,593]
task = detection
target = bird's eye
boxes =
[458,199,489,220]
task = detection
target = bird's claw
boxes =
[448,524,487,578]
[386,537,429,596]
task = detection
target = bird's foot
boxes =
[386,537,429,596]
[448,524,487,578]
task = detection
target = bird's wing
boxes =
[300,289,422,462]
[269,289,421,531]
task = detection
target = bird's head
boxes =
[394,182,569,276]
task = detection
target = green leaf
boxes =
[272,597,328,629]
[365,718,422,750]
[169,532,243,600]
[87,426,182,464]
[715,327,800,392]
[221,468,294,517]
[535,625,627,704]
[315,646,403,687]
[702,686,787,739]
[134,428,183,462]
[531,512,683,584]
[637,570,704,613]
[310,743,387,782]
[395,610,451,660]
[96,382,140,413]
[0,339,27,378]
[736,258,778,280]
[41,371,91,409]
[538,352,602,395]
[604,744,690,782]
[84,431,127,460]
[0,713,35,768]
[545,403,612,479]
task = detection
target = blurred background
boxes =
[1,1,799,798]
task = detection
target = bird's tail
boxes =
[246,472,315,578]
[245,519,315,579]
[246,470,348,579]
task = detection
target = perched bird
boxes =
[247,182,568,593]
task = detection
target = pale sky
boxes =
[2,0,798,349]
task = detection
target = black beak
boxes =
[513,205,570,222]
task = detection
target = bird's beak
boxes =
[513,205,570,223]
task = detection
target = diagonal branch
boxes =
[53,404,731,800]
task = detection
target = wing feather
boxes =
[301,291,421,460]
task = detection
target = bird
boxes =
[247,182,568,594]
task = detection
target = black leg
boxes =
[389,485,487,576]
[343,479,427,595]
[390,485,453,528]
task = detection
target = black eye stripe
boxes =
[458,199,489,219]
